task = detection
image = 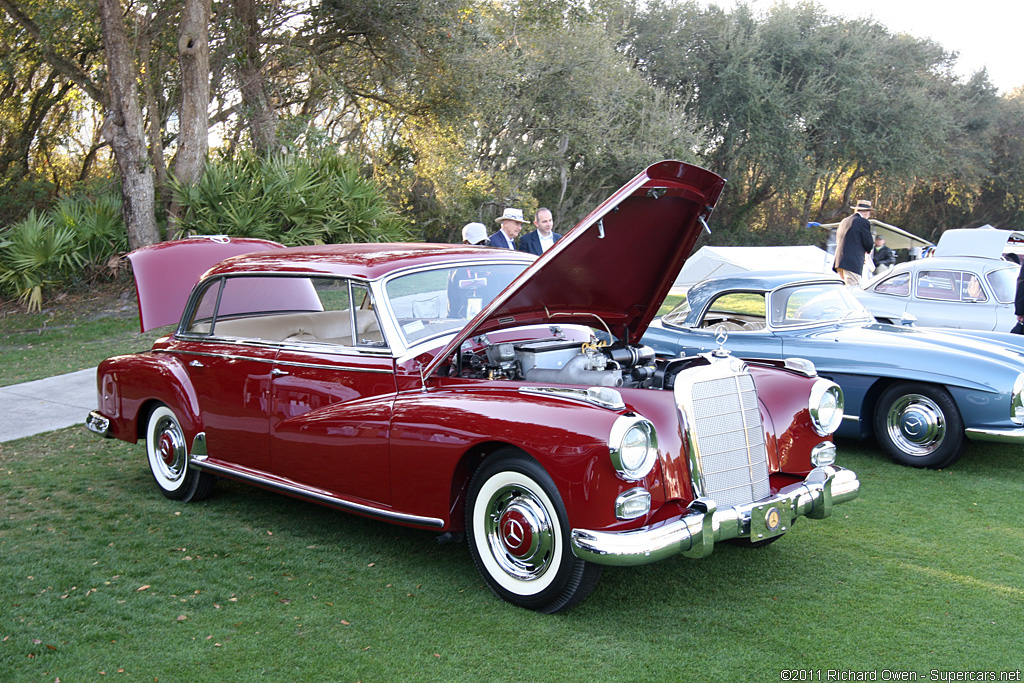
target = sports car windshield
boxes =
[771,283,874,327]
[385,262,529,345]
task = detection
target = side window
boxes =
[874,272,910,296]
[916,270,960,301]
[962,273,987,302]
[916,270,987,303]
[181,275,387,348]
[184,279,223,334]
[987,267,1017,303]
[702,292,766,330]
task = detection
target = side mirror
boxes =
[899,312,917,327]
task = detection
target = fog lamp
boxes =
[615,488,651,520]
[811,442,836,467]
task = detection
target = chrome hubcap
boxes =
[484,484,555,581]
[154,416,186,479]
[886,393,946,456]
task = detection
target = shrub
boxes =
[0,191,125,310]
[170,151,411,244]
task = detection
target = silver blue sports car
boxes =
[642,271,1024,468]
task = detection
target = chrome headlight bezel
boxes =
[1011,373,1024,425]
[809,379,844,436]
[609,414,659,480]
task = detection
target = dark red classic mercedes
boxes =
[87,161,858,612]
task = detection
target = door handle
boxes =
[271,368,289,377]
[188,360,204,368]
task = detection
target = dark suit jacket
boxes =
[1015,264,1024,317]
[518,230,562,256]
[488,231,517,250]
[836,215,873,273]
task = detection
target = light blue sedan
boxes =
[643,271,1024,468]
[854,228,1020,332]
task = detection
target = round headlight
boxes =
[809,379,844,436]
[609,415,658,480]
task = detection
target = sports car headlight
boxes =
[609,414,658,480]
[1012,373,1024,425]
[809,379,844,436]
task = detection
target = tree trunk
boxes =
[232,0,279,154]
[168,0,211,235]
[175,0,210,182]
[98,0,161,249]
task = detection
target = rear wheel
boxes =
[873,382,964,469]
[466,448,601,613]
[145,405,215,501]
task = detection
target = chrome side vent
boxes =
[674,359,771,508]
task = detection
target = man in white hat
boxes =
[833,199,875,286]
[489,208,527,249]
[461,222,488,246]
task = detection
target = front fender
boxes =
[390,381,671,533]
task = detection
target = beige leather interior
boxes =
[210,309,383,346]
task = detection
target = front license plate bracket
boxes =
[749,501,791,542]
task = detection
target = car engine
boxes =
[457,331,660,389]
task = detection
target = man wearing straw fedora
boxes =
[489,208,527,250]
[833,199,875,286]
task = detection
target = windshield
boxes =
[662,298,692,326]
[385,262,529,345]
[770,283,874,327]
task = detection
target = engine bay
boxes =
[454,328,678,389]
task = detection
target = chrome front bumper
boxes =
[571,466,859,566]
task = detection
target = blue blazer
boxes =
[518,230,562,256]
[489,231,517,250]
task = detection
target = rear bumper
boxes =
[85,410,111,438]
[571,466,859,566]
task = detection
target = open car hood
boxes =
[127,236,285,332]
[425,160,726,379]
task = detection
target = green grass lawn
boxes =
[3,288,1023,680]
[2,427,1023,682]
[0,285,167,386]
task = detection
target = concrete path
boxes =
[0,368,96,443]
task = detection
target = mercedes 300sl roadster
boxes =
[87,161,859,612]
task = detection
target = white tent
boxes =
[812,219,934,252]
[672,245,831,292]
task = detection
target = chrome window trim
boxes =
[157,348,395,374]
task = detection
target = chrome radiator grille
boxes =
[684,368,770,508]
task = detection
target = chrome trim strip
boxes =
[189,456,445,528]
[570,466,860,566]
[86,410,111,438]
[157,349,394,374]
[518,386,625,410]
[964,426,1024,443]
[842,414,861,423]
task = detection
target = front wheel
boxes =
[873,382,964,468]
[466,448,601,613]
[145,405,215,502]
